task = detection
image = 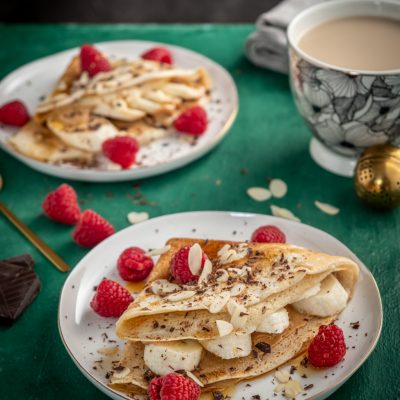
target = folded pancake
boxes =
[109,238,359,394]
[116,238,359,341]
[7,120,93,165]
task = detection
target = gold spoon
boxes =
[0,175,69,272]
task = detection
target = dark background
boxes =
[2,0,280,23]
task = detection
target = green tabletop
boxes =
[0,24,398,400]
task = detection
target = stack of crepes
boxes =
[111,238,359,395]
[8,53,211,167]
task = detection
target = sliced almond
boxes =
[271,205,301,222]
[314,200,340,215]
[215,269,229,282]
[127,211,149,224]
[188,243,203,275]
[274,383,286,394]
[151,279,180,295]
[275,370,290,383]
[284,379,303,398]
[97,346,119,356]
[186,371,204,387]
[228,267,245,276]
[198,259,212,285]
[216,320,234,337]
[209,291,230,313]
[112,367,131,379]
[167,290,196,302]
[269,179,288,198]
[227,299,245,316]
[230,304,249,329]
[230,283,246,297]
[247,187,271,202]
[217,244,231,257]
[145,245,171,257]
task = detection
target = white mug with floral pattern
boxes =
[288,0,400,177]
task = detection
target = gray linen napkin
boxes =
[245,0,327,74]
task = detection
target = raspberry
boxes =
[170,246,207,284]
[250,225,286,243]
[117,247,154,281]
[174,106,207,136]
[0,100,30,126]
[72,210,115,248]
[308,324,346,368]
[42,183,81,225]
[142,47,173,64]
[90,279,132,317]
[148,373,200,400]
[102,136,140,169]
[80,44,112,77]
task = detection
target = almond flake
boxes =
[216,269,229,282]
[283,379,303,398]
[216,320,234,336]
[230,303,249,329]
[97,346,119,356]
[151,279,180,295]
[113,367,131,379]
[209,291,230,313]
[230,283,246,297]
[270,205,301,222]
[167,290,196,302]
[145,245,171,257]
[198,259,212,285]
[269,179,288,198]
[314,200,340,215]
[188,243,203,276]
[247,187,271,202]
[127,211,149,224]
[275,370,290,383]
[274,383,286,393]
[186,371,204,387]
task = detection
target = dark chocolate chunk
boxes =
[350,321,360,329]
[255,342,271,353]
[0,255,40,324]
[212,391,225,400]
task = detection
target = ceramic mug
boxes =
[287,0,400,177]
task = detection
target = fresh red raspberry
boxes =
[72,210,115,248]
[42,183,81,225]
[117,247,154,281]
[148,376,164,400]
[0,100,30,126]
[141,47,173,64]
[170,245,207,284]
[308,324,346,368]
[148,373,201,400]
[174,106,207,136]
[80,44,112,77]
[250,225,286,243]
[102,136,140,169]
[90,279,132,317]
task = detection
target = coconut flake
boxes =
[127,211,149,224]
[167,290,196,302]
[216,320,234,337]
[270,205,301,222]
[188,243,203,275]
[145,245,171,257]
[198,259,212,285]
[314,200,340,215]
[247,187,271,202]
[269,179,288,198]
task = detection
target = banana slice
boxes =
[47,107,118,152]
[257,308,289,334]
[292,275,348,317]
[200,333,252,360]
[143,340,202,376]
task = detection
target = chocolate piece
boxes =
[255,342,271,353]
[0,255,40,324]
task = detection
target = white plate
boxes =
[58,211,382,400]
[0,41,238,182]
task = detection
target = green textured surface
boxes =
[0,24,398,400]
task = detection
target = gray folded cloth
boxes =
[245,0,327,74]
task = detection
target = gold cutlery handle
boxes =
[0,202,69,272]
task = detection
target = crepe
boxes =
[110,238,359,394]
[8,48,212,167]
